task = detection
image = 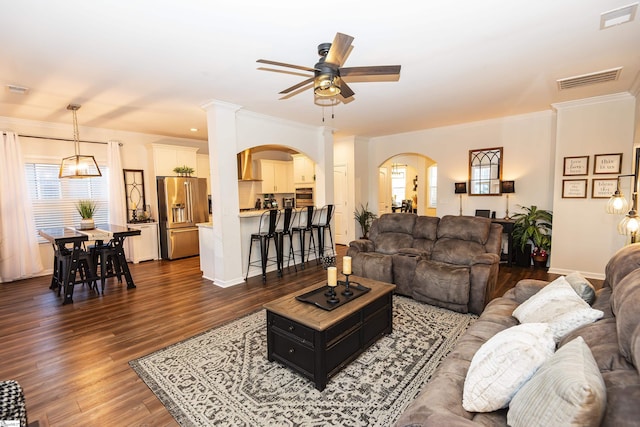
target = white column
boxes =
[202,100,245,287]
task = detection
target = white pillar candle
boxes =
[327,266,337,287]
[343,256,352,275]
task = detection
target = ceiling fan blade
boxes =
[340,65,401,77]
[257,59,316,73]
[279,77,315,94]
[338,80,355,99]
[279,81,314,100]
[325,33,354,66]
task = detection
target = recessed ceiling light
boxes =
[190,128,199,132]
[6,84,29,94]
[600,3,638,29]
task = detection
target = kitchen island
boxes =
[197,222,215,281]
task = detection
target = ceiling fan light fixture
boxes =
[314,73,341,97]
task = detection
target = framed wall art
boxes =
[563,156,589,176]
[123,169,146,222]
[594,153,622,174]
[562,179,587,199]
[592,178,618,199]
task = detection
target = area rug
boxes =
[130,296,476,426]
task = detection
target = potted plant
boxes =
[173,165,195,176]
[354,203,377,239]
[76,199,97,230]
[511,205,553,267]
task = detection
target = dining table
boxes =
[38,224,141,304]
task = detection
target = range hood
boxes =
[237,149,262,181]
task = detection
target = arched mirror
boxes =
[469,147,502,195]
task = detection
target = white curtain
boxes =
[107,141,127,226]
[0,132,43,282]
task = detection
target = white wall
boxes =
[550,93,636,278]
[368,110,556,218]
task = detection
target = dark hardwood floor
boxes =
[0,245,579,426]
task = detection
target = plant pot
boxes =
[532,254,548,269]
[79,218,95,230]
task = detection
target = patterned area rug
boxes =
[130,296,476,426]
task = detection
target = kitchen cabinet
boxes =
[126,222,160,263]
[292,154,315,184]
[151,144,199,177]
[259,159,293,193]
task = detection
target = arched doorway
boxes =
[379,153,437,216]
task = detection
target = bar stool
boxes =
[90,241,123,293]
[291,206,316,269]
[246,209,281,282]
[275,207,298,274]
[52,244,98,294]
[312,204,335,262]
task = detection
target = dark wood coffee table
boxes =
[263,276,395,391]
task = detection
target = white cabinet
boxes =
[151,144,199,177]
[259,160,293,193]
[126,222,160,263]
[292,154,315,184]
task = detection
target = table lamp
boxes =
[501,180,515,219]
[454,182,467,216]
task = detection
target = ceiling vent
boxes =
[557,67,622,90]
[600,3,638,29]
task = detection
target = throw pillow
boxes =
[462,323,555,412]
[507,336,606,427]
[512,276,603,341]
[565,271,596,305]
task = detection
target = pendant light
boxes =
[59,104,102,178]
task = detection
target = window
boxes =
[391,166,406,206]
[428,165,437,208]
[25,163,110,241]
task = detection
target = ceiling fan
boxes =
[257,32,401,102]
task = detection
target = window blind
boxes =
[24,163,110,241]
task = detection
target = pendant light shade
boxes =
[606,189,629,214]
[59,104,102,178]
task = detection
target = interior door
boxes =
[333,165,348,245]
[378,167,390,215]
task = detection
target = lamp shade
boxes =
[58,104,102,178]
[454,182,467,194]
[501,180,515,194]
[606,190,629,214]
[59,154,102,178]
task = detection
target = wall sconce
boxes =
[606,147,640,243]
[455,182,467,216]
[501,180,515,219]
[59,104,102,178]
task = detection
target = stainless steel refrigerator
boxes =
[157,176,209,260]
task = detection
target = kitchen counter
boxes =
[239,209,272,218]
[238,207,316,218]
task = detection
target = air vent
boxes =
[557,67,622,90]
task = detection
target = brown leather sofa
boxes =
[347,214,502,315]
[395,243,640,427]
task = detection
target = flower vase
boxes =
[80,218,95,230]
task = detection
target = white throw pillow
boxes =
[507,336,606,427]
[512,276,603,341]
[462,323,555,412]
